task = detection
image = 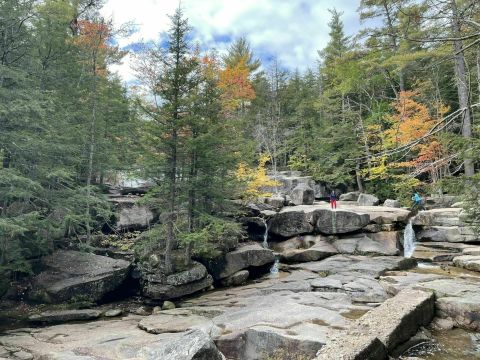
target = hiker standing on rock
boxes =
[411,191,424,211]
[330,191,337,209]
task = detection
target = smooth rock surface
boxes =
[28,250,130,303]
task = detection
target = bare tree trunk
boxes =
[86,55,97,245]
[450,0,474,177]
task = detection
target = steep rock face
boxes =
[204,243,275,281]
[28,250,130,303]
[141,261,213,301]
[313,209,370,235]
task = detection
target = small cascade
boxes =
[403,219,417,258]
[270,256,280,275]
[260,217,269,249]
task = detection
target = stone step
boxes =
[316,288,435,360]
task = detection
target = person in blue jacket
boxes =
[411,192,423,210]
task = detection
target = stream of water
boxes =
[403,218,417,258]
[260,217,269,249]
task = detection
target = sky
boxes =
[101,0,364,82]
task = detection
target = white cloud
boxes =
[101,0,362,82]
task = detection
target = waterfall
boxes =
[260,217,269,249]
[270,256,280,275]
[403,219,417,258]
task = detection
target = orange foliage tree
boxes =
[217,57,256,115]
[383,90,450,182]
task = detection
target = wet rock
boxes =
[290,183,315,205]
[384,199,401,208]
[29,309,102,323]
[357,193,380,206]
[220,270,249,287]
[313,209,370,235]
[205,243,274,280]
[339,191,361,201]
[108,195,155,231]
[104,309,122,317]
[28,250,130,303]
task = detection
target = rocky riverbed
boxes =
[2,194,480,359]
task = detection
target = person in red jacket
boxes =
[329,191,337,209]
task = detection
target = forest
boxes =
[1,0,480,294]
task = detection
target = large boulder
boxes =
[28,250,130,303]
[205,243,275,280]
[290,183,315,206]
[268,210,314,238]
[313,209,370,235]
[357,193,380,206]
[142,261,213,300]
[264,195,285,210]
[108,195,155,231]
[339,191,360,201]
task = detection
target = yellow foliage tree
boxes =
[236,154,279,200]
